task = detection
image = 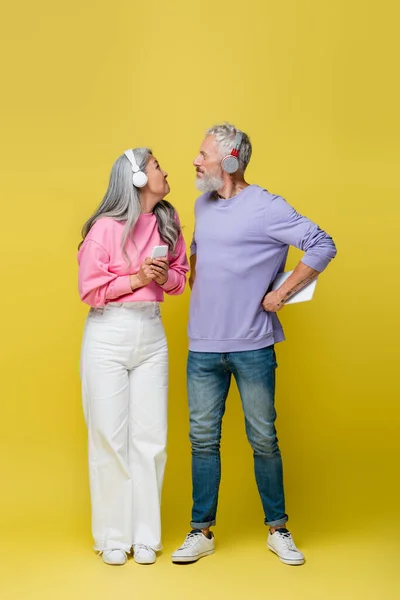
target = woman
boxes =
[78,148,189,566]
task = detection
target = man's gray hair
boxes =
[206,122,252,172]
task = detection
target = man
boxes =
[171,123,337,566]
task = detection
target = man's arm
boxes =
[189,230,197,290]
[262,196,337,312]
[189,253,196,290]
[262,261,319,312]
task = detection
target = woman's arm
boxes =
[78,241,155,307]
[158,232,189,295]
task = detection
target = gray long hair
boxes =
[79,148,181,265]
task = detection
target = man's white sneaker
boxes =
[172,530,215,563]
[133,544,156,564]
[102,549,128,566]
[267,528,305,565]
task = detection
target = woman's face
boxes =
[145,155,170,198]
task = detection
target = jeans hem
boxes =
[190,520,216,529]
[264,515,288,527]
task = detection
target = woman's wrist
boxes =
[130,274,144,291]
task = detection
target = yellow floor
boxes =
[2,524,398,600]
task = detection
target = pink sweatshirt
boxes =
[78,214,189,307]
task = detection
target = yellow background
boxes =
[1,1,399,598]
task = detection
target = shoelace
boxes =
[180,532,202,549]
[276,531,297,551]
[134,544,154,553]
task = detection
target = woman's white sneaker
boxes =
[133,544,156,564]
[102,549,128,566]
[267,528,305,565]
[172,530,215,563]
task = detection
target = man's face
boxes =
[193,135,224,193]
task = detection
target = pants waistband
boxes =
[107,302,159,308]
[90,302,160,316]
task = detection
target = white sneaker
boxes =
[133,544,156,565]
[267,529,305,565]
[172,530,215,563]
[102,549,128,566]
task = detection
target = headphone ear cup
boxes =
[222,155,239,174]
[132,170,148,188]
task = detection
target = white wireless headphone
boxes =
[221,131,243,174]
[124,149,148,188]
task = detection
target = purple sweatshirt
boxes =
[189,185,337,352]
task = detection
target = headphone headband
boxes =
[124,149,140,172]
[231,131,243,157]
[124,149,148,188]
[221,131,243,174]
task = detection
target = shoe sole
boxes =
[134,559,156,565]
[267,543,305,566]
[102,558,127,566]
[171,549,215,564]
[134,555,156,565]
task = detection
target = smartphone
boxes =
[151,245,168,259]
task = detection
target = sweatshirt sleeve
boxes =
[78,239,132,307]
[266,195,337,272]
[160,230,189,295]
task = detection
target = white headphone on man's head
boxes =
[221,131,243,174]
[124,149,148,188]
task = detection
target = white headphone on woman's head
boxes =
[124,149,148,188]
[221,131,243,174]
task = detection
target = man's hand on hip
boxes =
[262,290,285,313]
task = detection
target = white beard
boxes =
[195,172,224,193]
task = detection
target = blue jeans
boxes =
[187,346,288,529]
